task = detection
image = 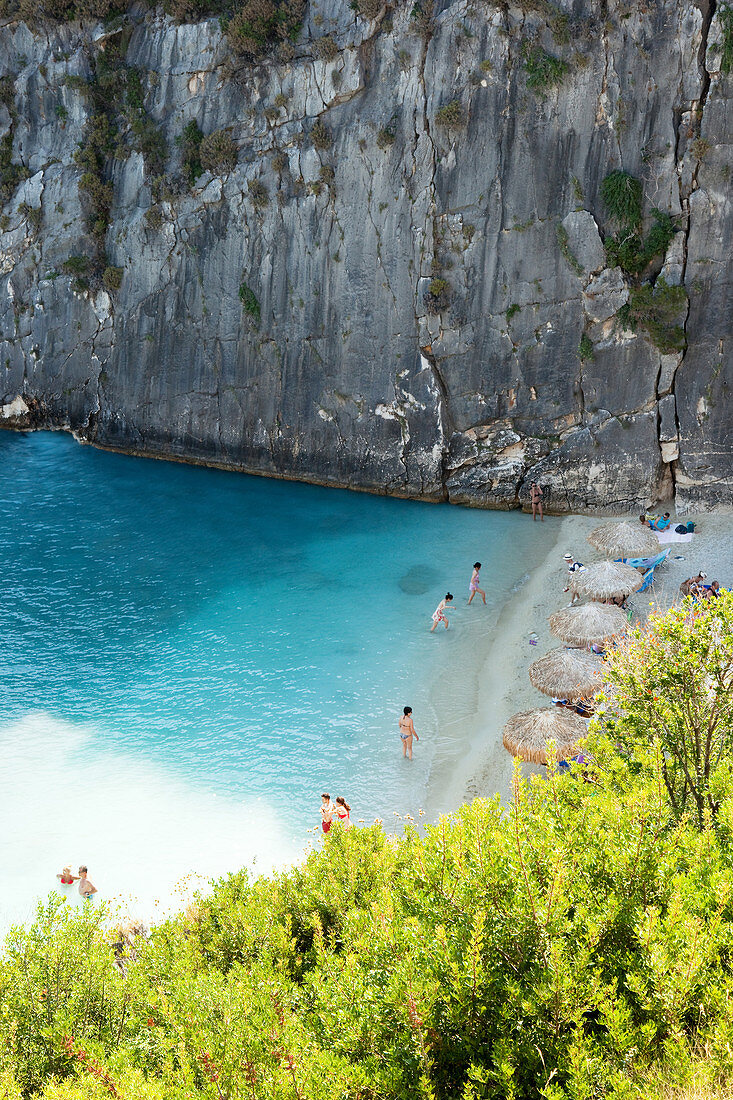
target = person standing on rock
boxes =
[530,482,544,522]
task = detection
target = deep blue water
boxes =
[0,431,549,926]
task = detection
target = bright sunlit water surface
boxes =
[0,431,549,931]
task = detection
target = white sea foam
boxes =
[0,713,303,935]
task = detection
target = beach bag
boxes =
[686,521,696,532]
[675,524,688,534]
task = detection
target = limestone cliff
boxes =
[0,0,730,512]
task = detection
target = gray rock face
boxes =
[0,0,730,513]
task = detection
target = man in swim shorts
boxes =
[320,793,335,833]
[77,866,97,898]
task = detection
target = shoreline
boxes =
[436,511,733,809]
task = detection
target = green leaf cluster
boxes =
[618,276,688,353]
[3,601,733,1098]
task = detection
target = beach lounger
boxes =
[617,549,670,571]
[638,565,660,593]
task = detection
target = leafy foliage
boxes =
[239,280,260,322]
[605,208,676,276]
[310,119,332,150]
[434,99,465,127]
[178,120,204,186]
[579,332,594,360]
[719,3,733,75]
[521,40,569,92]
[600,169,643,226]
[423,276,451,313]
[599,591,733,827]
[199,128,237,174]
[226,0,305,59]
[618,276,688,353]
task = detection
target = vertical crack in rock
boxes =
[663,0,717,505]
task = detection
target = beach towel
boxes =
[656,528,692,544]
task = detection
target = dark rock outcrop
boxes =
[0,0,730,512]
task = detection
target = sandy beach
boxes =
[439,509,733,809]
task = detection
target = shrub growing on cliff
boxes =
[423,276,451,313]
[600,168,643,225]
[102,264,123,292]
[310,119,332,150]
[239,280,260,323]
[178,119,204,186]
[199,128,237,175]
[618,276,687,353]
[521,40,568,92]
[434,98,465,127]
[227,0,305,59]
[248,178,269,207]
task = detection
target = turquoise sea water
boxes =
[0,431,549,929]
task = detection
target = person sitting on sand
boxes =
[468,563,486,606]
[320,793,335,834]
[680,572,706,597]
[56,866,76,886]
[431,593,453,631]
[703,580,721,599]
[77,866,97,898]
[399,706,420,760]
[334,797,352,830]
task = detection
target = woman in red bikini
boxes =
[334,797,352,829]
[56,866,76,885]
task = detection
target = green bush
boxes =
[600,168,643,226]
[248,178,269,207]
[102,264,123,291]
[227,0,305,59]
[239,280,260,323]
[579,332,594,360]
[313,33,338,60]
[424,276,451,313]
[521,40,569,91]
[719,3,733,74]
[434,98,464,127]
[376,124,396,149]
[618,276,688,353]
[178,119,204,186]
[199,128,237,175]
[506,302,520,322]
[310,119,332,150]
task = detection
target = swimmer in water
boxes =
[431,593,453,631]
[56,866,76,885]
[467,562,486,605]
[399,706,419,760]
[320,793,335,834]
[334,797,352,829]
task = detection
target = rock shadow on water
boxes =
[398,565,441,596]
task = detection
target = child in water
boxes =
[399,706,419,760]
[431,593,453,631]
[468,563,486,605]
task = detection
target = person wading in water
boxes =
[399,706,419,760]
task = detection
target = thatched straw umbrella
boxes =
[529,647,604,701]
[503,707,587,764]
[549,603,627,646]
[587,520,659,558]
[570,560,643,601]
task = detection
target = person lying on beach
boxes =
[399,706,419,760]
[680,572,706,596]
[431,593,453,631]
[320,793,335,834]
[56,866,76,885]
[77,866,97,898]
[468,563,486,605]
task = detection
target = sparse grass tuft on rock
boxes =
[434,99,464,127]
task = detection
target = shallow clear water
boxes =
[0,431,549,930]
